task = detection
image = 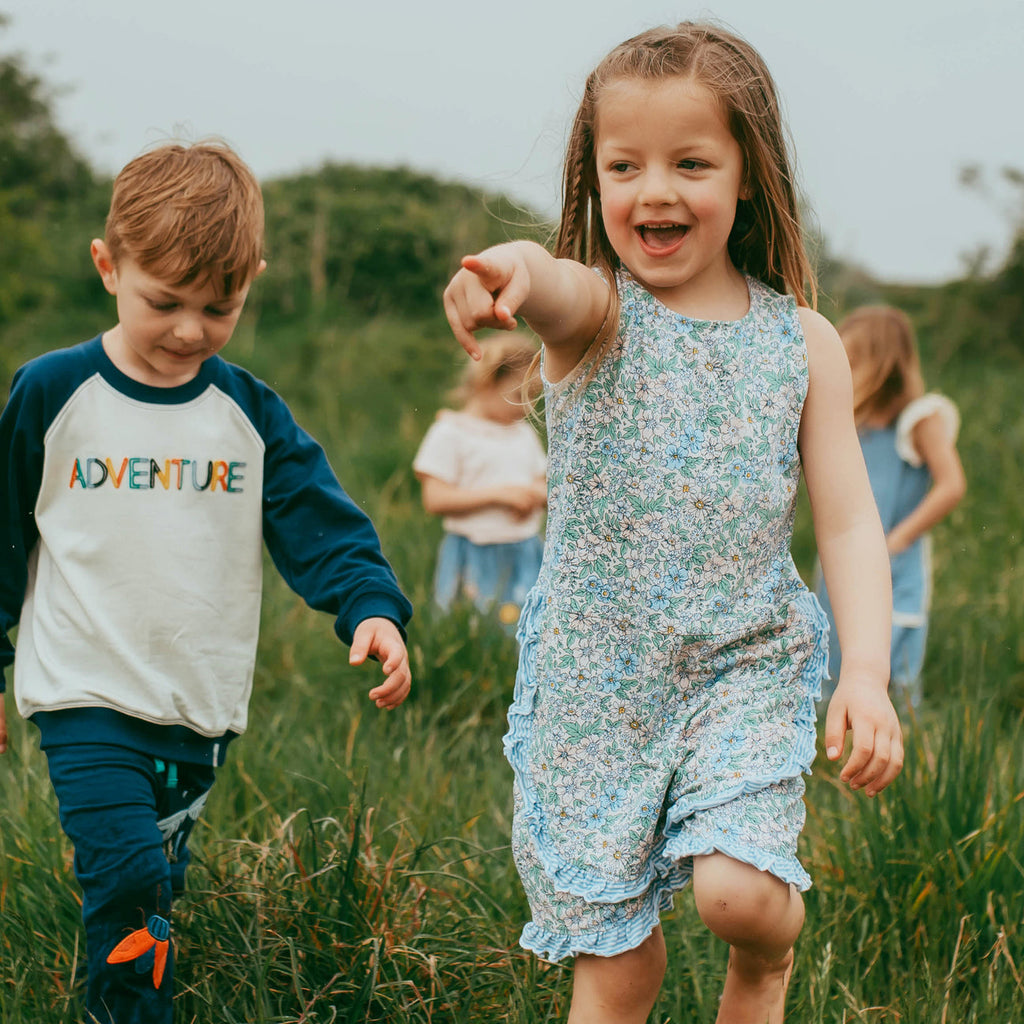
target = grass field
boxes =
[1,309,1022,1022]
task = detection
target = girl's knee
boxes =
[692,854,803,950]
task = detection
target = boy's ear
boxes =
[90,239,119,295]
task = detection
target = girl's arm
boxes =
[417,473,545,519]
[886,413,966,553]
[442,241,610,382]
[798,308,903,796]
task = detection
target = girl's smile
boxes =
[636,222,690,256]
[595,76,749,320]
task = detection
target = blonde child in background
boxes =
[443,22,902,1024]
[414,334,546,628]
[817,306,966,710]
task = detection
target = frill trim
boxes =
[519,873,682,963]
[504,589,829,906]
[664,834,811,892]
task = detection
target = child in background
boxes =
[443,22,902,1024]
[414,334,546,628]
[0,142,412,1024]
[817,305,966,710]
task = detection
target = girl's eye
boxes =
[609,162,632,173]
[678,159,703,171]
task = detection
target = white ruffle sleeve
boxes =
[894,393,960,467]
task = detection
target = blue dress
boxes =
[816,393,959,707]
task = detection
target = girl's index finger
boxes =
[461,252,507,290]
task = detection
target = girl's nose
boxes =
[637,168,678,206]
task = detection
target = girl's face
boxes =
[594,76,747,317]
[472,370,530,424]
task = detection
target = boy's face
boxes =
[91,240,264,387]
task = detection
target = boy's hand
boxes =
[824,675,903,796]
[442,245,530,359]
[0,699,8,754]
[349,618,412,709]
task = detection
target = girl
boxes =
[817,306,966,710]
[443,21,903,1024]
[414,334,547,626]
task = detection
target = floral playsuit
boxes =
[506,270,828,960]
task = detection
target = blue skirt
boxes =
[433,532,543,626]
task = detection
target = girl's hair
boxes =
[450,333,541,408]
[837,305,925,425]
[556,21,816,377]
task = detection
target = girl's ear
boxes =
[90,239,119,296]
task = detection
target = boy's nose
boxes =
[173,316,204,344]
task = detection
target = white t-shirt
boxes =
[413,410,547,544]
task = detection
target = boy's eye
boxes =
[205,307,233,318]
[148,300,178,312]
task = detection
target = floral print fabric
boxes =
[505,270,828,960]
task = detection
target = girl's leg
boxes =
[692,853,804,1024]
[890,622,926,711]
[568,926,667,1024]
[431,533,464,611]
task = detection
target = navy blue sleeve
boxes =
[0,365,44,690]
[241,374,412,645]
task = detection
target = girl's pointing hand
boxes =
[443,245,531,358]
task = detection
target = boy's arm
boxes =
[258,388,412,648]
[0,366,46,704]
[443,241,610,382]
[798,308,903,796]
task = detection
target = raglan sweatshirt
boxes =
[0,337,412,765]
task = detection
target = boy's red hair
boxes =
[105,141,264,295]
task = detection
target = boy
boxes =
[0,141,413,1023]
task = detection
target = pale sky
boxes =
[5,0,1022,283]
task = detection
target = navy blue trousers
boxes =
[45,744,215,1024]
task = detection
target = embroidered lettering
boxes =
[105,457,129,488]
[210,460,230,492]
[86,458,109,488]
[151,459,171,490]
[226,462,246,493]
[190,460,213,491]
[129,458,149,489]
[69,458,87,488]
[69,456,245,493]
